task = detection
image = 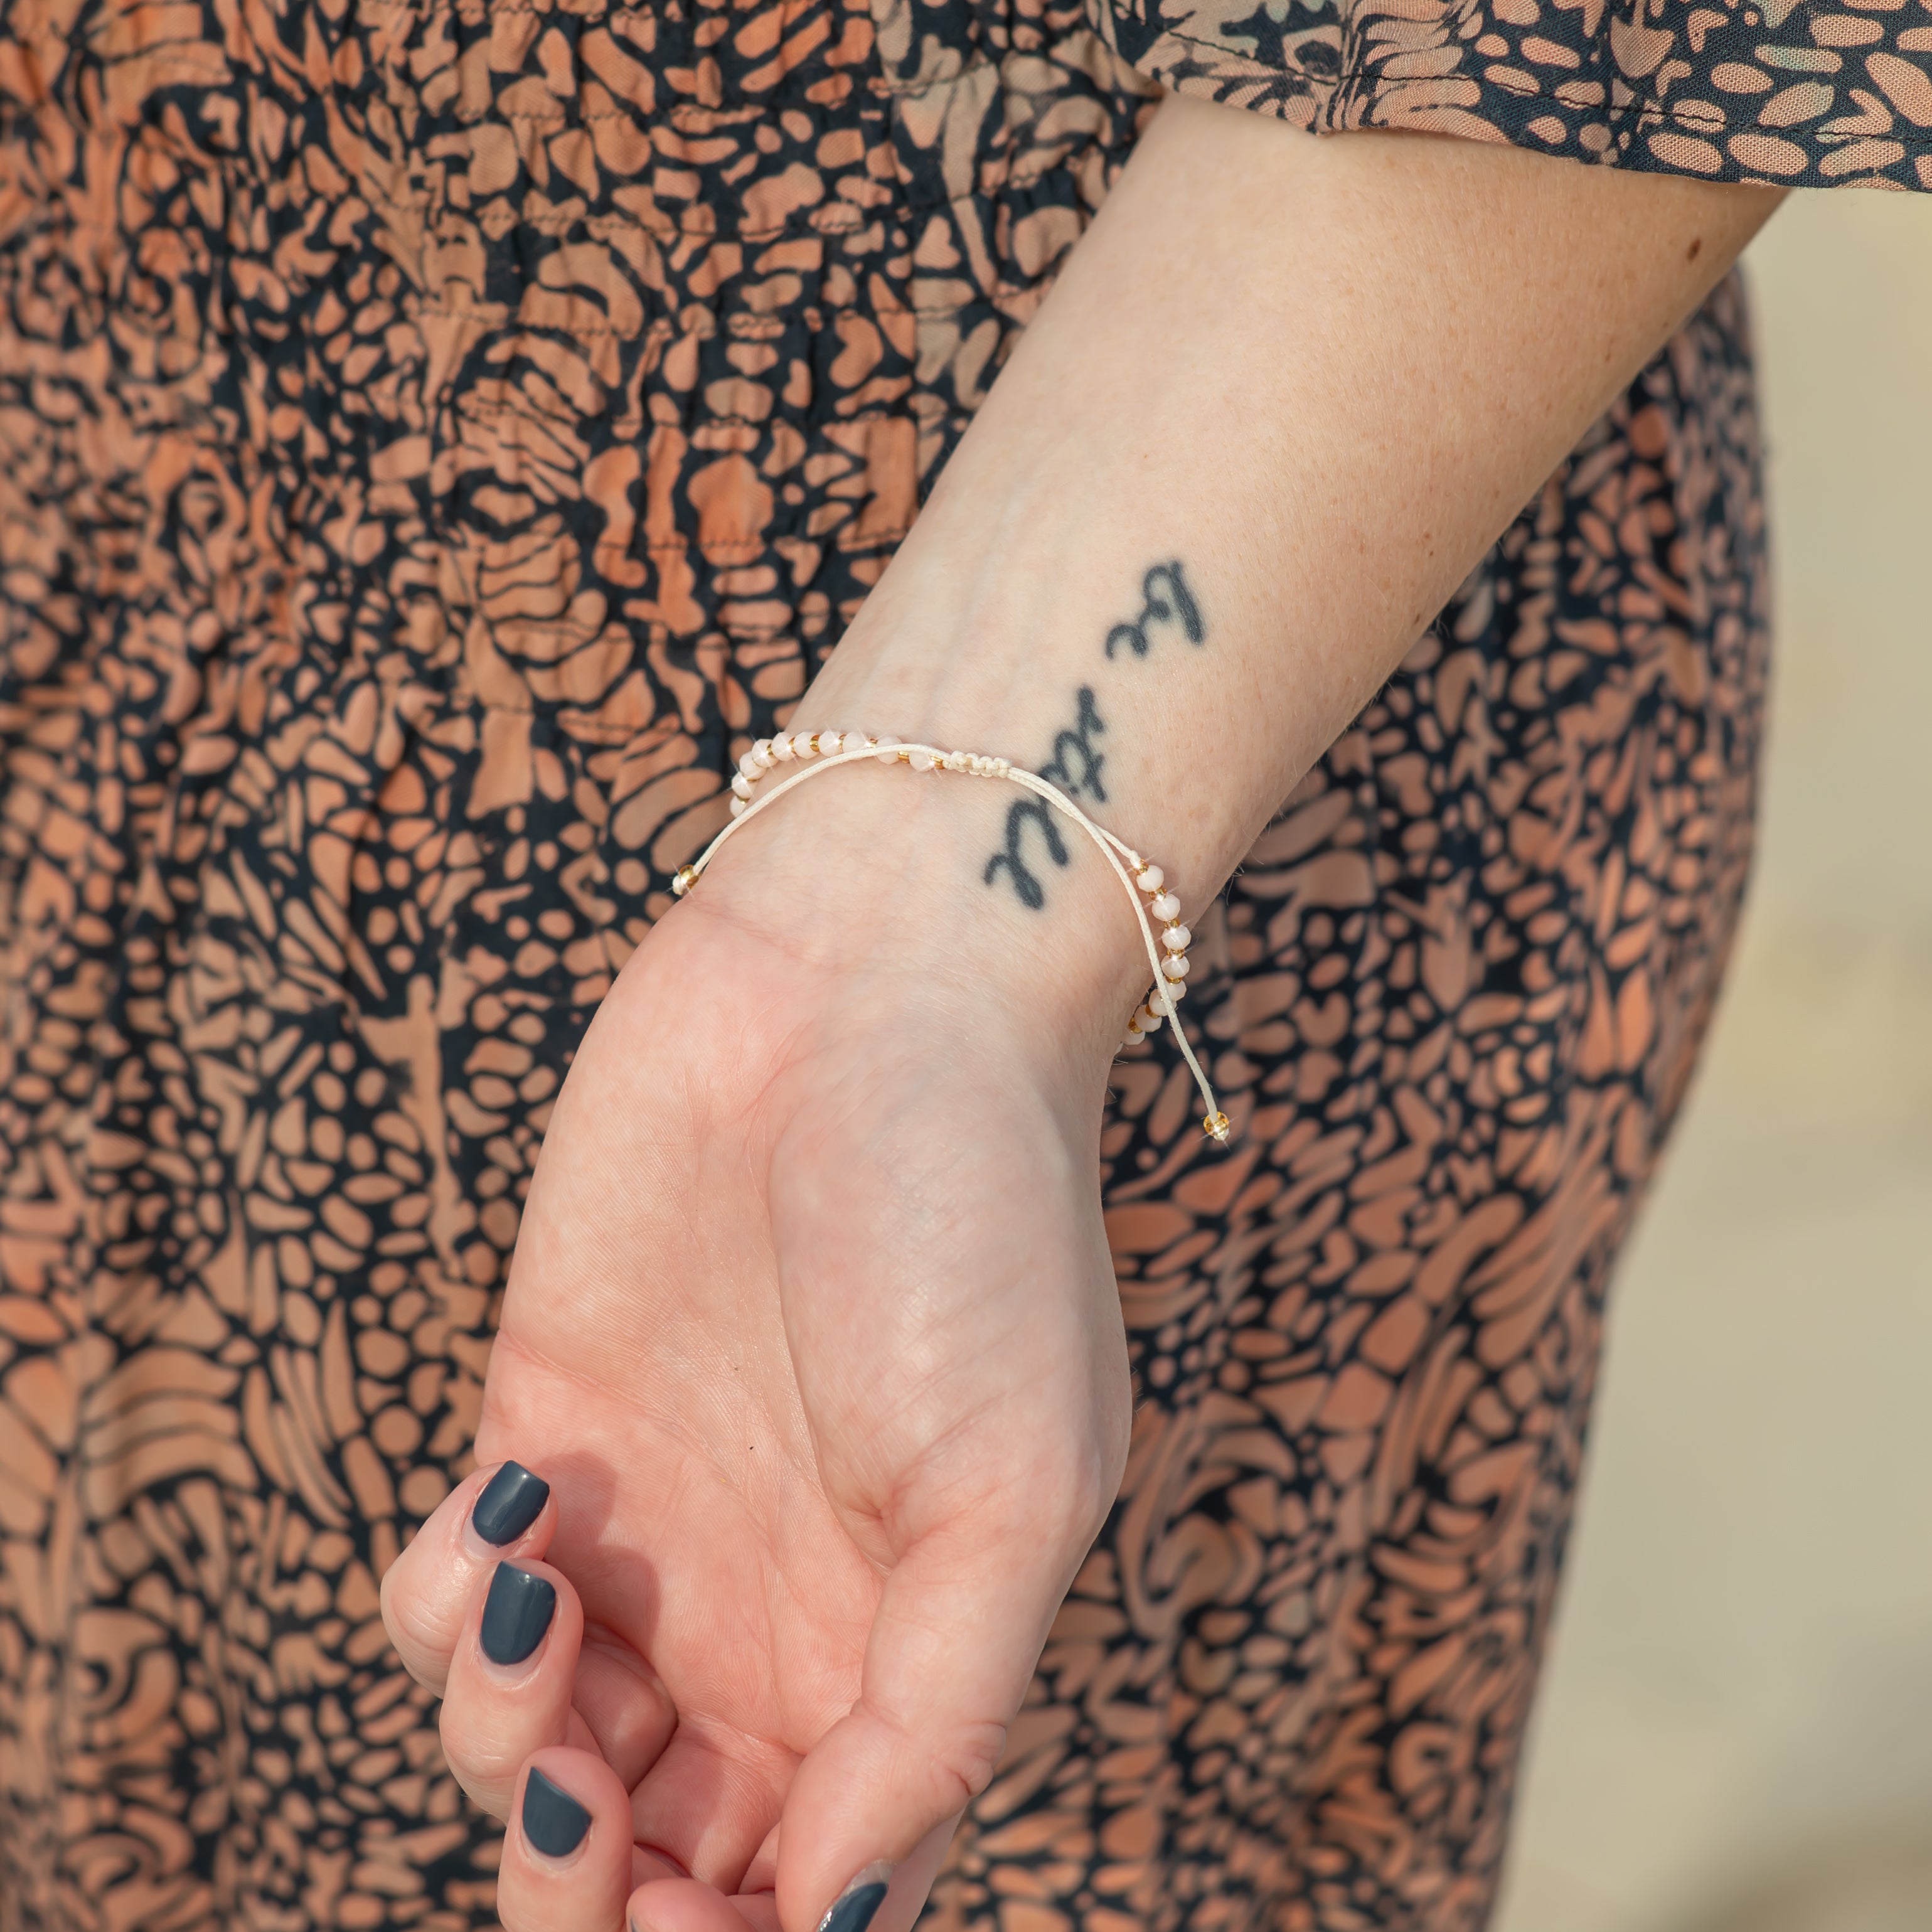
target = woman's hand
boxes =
[378,82,1785,1932]
[379,778,1143,1932]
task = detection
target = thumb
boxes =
[774,1517,1084,1932]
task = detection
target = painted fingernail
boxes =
[522,1766,590,1859]
[817,1863,892,1932]
[480,1562,555,1665]
[473,1460,550,1545]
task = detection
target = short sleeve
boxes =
[1099,0,1932,190]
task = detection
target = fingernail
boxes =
[522,1766,590,1859]
[473,1460,550,1545]
[480,1562,555,1665]
[817,1863,893,1932]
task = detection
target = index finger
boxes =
[380,1460,557,1692]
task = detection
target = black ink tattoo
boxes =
[985,559,1208,909]
[983,686,1105,910]
[1104,562,1204,660]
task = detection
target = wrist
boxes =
[668,744,1156,1083]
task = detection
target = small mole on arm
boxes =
[1686,237,1704,262]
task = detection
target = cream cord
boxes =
[675,738,1230,1145]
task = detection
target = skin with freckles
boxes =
[375,98,1783,1932]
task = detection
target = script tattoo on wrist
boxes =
[984,560,1204,910]
[1105,562,1204,660]
[983,686,1106,910]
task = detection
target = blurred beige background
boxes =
[1493,194,1932,1930]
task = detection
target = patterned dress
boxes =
[0,0,1923,1926]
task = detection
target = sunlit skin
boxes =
[383,858,1133,1932]
[380,96,1781,1932]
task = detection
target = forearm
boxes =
[464,99,1785,1932]
[697,100,1781,1082]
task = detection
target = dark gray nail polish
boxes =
[817,1867,892,1932]
[522,1766,590,1859]
[473,1461,550,1545]
[480,1562,555,1665]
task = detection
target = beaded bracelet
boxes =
[671,727,1231,1145]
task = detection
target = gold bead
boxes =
[672,865,699,895]
[1202,1111,1230,1143]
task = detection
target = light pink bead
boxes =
[731,773,754,799]
[909,749,937,772]
[818,730,845,755]
[1137,1006,1163,1033]
[738,750,762,779]
[729,796,749,817]
[1158,974,1187,1001]
[872,733,901,764]
[772,734,795,761]
[1162,954,1190,979]
[1163,924,1192,953]
[1135,865,1164,894]
[1151,892,1180,922]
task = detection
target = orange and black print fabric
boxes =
[0,0,1815,1925]
[1124,0,1932,190]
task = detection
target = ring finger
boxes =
[496,1748,639,1932]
